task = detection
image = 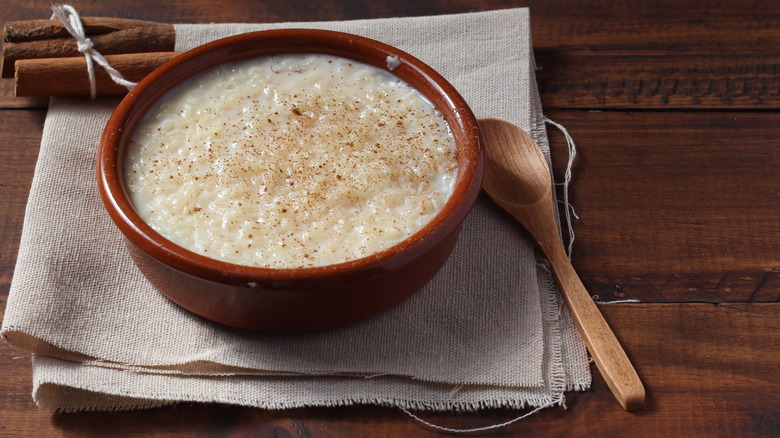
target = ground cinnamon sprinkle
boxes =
[125,54,457,268]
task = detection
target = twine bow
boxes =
[50,3,137,98]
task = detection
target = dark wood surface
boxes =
[1,1,778,436]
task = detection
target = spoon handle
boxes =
[528,207,646,411]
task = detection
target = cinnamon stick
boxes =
[2,22,175,78]
[14,52,180,97]
[4,17,170,42]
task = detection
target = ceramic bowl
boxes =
[97,29,483,332]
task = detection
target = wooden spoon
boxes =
[478,118,645,411]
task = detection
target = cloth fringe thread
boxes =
[544,117,579,258]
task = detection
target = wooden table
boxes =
[1,1,777,436]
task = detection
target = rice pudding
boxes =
[125,54,458,269]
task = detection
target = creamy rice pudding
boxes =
[125,54,458,268]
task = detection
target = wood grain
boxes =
[0,111,41,292]
[536,53,780,109]
[545,111,780,304]
[531,0,780,109]
[4,1,780,109]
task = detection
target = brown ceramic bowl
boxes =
[97,29,483,332]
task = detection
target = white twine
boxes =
[49,3,137,98]
[544,118,579,258]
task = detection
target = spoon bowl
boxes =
[478,118,645,411]
[480,122,551,207]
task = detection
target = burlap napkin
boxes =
[2,8,591,412]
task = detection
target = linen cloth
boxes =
[1,7,591,412]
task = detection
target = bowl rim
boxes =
[97,28,483,285]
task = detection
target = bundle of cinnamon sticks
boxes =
[2,16,180,97]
